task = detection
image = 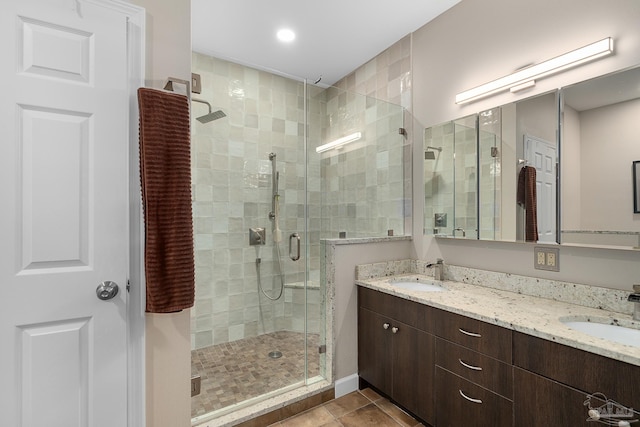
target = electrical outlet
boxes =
[534,246,560,272]
[547,252,556,267]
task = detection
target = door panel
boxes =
[0,1,130,426]
[525,135,557,243]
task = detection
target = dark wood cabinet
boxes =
[357,284,640,427]
[358,287,436,425]
[433,309,513,426]
[434,308,512,361]
[435,338,512,399]
[513,332,640,425]
[513,367,596,427]
[436,367,512,427]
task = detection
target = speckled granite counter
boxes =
[356,263,640,367]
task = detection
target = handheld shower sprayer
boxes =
[256,152,285,302]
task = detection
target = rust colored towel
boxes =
[138,88,195,313]
[517,166,538,242]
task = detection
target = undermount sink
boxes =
[560,317,640,348]
[389,280,447,292]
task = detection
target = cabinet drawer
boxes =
[358,286,434,333]
[436,367,512,427]
[436,338,512,398]
[434,308,512,362]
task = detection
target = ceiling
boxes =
[191,0,461,86]
[563,66,640,112]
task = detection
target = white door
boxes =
[525,135,557,243]
[0,1,130,426]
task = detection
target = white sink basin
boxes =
[561,317,640,347]
[390,280,446,292]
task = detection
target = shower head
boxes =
[197,109,226,123]
[425,146,442,160]
[192,98,226,123]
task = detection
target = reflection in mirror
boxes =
[561,66,640,248]
[478,108,502,240]
[424,115,478,239]
[424,91,559,243]
[503,91,559,243]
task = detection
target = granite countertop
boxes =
[356,273,640,367]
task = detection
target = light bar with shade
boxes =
[315,132,362,153]
[455,37,614,105]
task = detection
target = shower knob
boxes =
[96,281,119,301]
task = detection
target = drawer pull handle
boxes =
[383,323,390,330]
[459,389,483,404]
[391,327,399,334]
[459,358,483,371]
[459,328,482,338]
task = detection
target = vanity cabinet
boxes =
[513,332,640,426]
[357,287,436,425]
[357,285,640,427]
[433,309,513,427]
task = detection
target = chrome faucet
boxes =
[453,227,466,237]
[427,258,444,281]
[628,285,640,321]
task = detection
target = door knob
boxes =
[96,281,119,301]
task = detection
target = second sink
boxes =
[560,317,640,348]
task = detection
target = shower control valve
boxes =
[249,227,266,246]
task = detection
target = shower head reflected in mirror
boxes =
[192,98,226,123]
[425,146,442,160]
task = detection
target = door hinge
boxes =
[126,280,130,293]
[191,375,201,397]
[318,345,327,354]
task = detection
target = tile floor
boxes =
[191,331,320,417]
[269,388,424,427]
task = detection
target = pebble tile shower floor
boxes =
[191,331,320,417]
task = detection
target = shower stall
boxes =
[189,52,409,424]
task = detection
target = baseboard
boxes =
[334,374,359,398]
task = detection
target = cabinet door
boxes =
[514,367,594,427]
[513,332,640,408]
[393,323,435,425]
[358,307,392,393]
[436,367,512,427]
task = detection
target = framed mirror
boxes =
[560,66,640,248]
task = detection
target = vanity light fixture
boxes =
[455,37,614,104]
[315,132,362,153]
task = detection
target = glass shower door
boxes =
[190,53,320,424]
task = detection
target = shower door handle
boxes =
[289,233,300,261]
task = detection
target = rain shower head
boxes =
[197,109,226,123]
[425,146,442,160]
[192,98,226,123]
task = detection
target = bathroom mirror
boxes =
[424,114,478,239]
[560,66,640,248]
[425,64,640,249]
[424,91,559,243]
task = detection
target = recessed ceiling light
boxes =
[276,28,296,43]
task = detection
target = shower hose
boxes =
[256,241,285,301]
